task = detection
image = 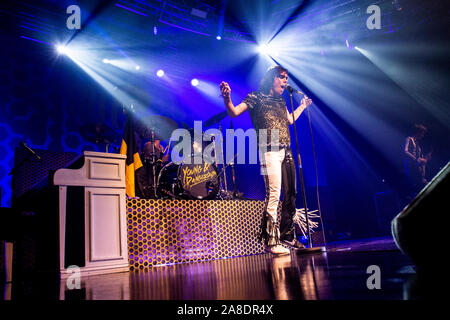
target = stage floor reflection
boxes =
[7,237,424,300]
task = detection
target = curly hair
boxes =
[258,65,288,94]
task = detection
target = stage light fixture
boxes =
[216,35,222,40]
[257,44,279,57]
[156,69,164,77]
[191,78,199,87]
[56,45,68,55]
[103,58,110,64]
[135,65,140,70]
[258,44,269,55]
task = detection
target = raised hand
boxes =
[302,96,312,109]
[220,81,231,99]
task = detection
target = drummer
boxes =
[142,139,169,164]
[136,139,170,199]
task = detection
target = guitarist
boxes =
[403,124,431,200]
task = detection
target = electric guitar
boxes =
[418,149,432,180]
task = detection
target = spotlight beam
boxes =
[217,0,228,39]
[288,72,402,189]
[356,46,450,127]
[268,0,313,43]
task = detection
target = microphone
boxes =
[286,85,304,95]
[20,142,41,160]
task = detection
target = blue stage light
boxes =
[216,35,222,40]
[56,45,68,55]
[191,78,199,87]
[257,43,278,57]
[156,69,164,77]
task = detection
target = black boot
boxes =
[259,212,280,247]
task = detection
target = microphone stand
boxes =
[288,89,325,253]
[230,161,238,198]
[229,120,239,199]
[150,130,157,198]
[218,123,228,195]
[217,155,247,199]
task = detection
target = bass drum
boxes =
[157,157,220,200]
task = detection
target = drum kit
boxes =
[81,111,243,201]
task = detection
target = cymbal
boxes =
[204,111,228,128]
[80,123,119,144]
[137,115,178,141]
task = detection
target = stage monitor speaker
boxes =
[392,161,449,271]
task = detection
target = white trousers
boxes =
[261,148,286,222]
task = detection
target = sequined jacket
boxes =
[243,91,291,147]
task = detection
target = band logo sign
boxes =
[182,163,217,189]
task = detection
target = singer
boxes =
[220,65,312,255]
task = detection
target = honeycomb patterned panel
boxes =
[127,199,266,270]
[13,147,78,198]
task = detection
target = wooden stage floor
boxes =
[4,236,438,300]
